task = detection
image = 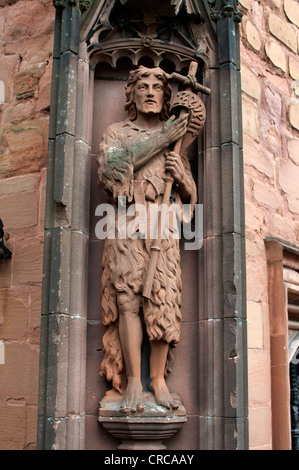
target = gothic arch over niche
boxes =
[37,0,248,450]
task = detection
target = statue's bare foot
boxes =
[150,378,180,410]
[120,378,144,413]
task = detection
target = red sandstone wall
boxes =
[0,0,54,450]
[239,0,299,450]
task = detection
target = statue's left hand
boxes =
[165,151,186,184]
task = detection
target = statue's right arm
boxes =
[133,114,188,171]
[97,114,188,197]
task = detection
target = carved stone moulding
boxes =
[99,417,187,450]
[98,390,187,450]
[208,0,243,22]
[89,45,197,71]
[86,0,209,70]
[53,0,92,11]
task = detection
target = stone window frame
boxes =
[266,237,299,450]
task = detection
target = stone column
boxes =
[37,0,91,450]
[198,0,248,449]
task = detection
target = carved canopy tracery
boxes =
[85,0,211,71]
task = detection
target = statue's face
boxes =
[133,74,164,116]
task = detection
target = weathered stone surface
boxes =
[278,159,299,196]
[242,97,260,141]
[241,62,262,100]
[0,258,12,289]
[253,179,283,213]
[247,301,264,349]
[289,103,299,130]
[13,63,45,99]
[268,12,297,52]
[3,1,55,45]
[0,342,39,405]
[287,138,299,165]
[265,40,287,72]
[243,136,275,179]
[245,20,262,51]
[0,174,38,196]
[286,194,299,214]
[0,118,48,177]
[0,54,20,101]
[12,236,43,284]
[0,288,29,340]
[284,0,299,27]
[289,56,299,80]
[0,404,26,450]
[246,258,266,302]
[239,0,250,9]
[0,190,38,229]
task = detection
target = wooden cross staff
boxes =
[143,61,205,299]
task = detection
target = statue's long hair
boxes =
[125,66,172,121]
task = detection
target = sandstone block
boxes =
[28,286,42,337]
[0,342,39,405]
[0,404,26,450]
[278,159,299,197]
[0,288,29,341]
[246,259,266,303]
[247,301,264,349]
[287,138,299,164]
[242,97,261,141]
[3,1,55,45]
[248,349,272,409]
[289,103,299,130]
[253,179,283,213]
[36,60,52,112]
[249,406,272,449]
[0,55,20,101]
[12,236,43,284]
[0,118,48,177]
[25,405,38,449]
[289,56,299,80]
[268,12,297,52]
[264,85,283,119]
[239,0,250,9]
[268,212,297,240]
[245,20,262,51]
[0,190,38,229]
[284,0,299,27]
[287,194,299,214]
[265,40,287,72]
[0,259,12,289]
[241,63,262,101]
[244,137,274,179]
[13,63,45,100]
[0,174,38,196]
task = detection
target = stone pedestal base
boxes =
[98,390,187,450]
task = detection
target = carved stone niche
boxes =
[87,0,217,71]
[85,0,213,450]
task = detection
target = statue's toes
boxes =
[158,399,171,410]
[170,400,180,410]
[120,402,130,413]
[137,403,144,413]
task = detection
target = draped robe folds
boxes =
[97,119,197,393]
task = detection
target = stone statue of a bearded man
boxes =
[97,65,197,414]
